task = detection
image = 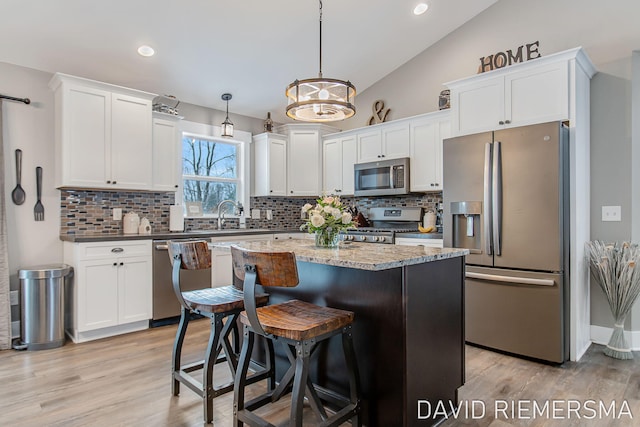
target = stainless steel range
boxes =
[343,207,422,244]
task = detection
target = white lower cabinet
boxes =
[209,234,274,287]
[64,240,152,343]
[395,237,443,248]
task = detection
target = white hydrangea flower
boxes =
[341,212,352,224]
[323,205,333,214]
[332,208,342,219]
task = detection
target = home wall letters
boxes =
[477,41,541,73]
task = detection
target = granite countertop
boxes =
[60,228,285,243]
[212,239,468,271]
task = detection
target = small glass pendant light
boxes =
[221,93,234,137]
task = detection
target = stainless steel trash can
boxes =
[18,264,73,351]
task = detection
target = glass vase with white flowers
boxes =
[300,194,356,248]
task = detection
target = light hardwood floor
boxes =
[0,319,638,426]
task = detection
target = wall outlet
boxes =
[251,209,261,219]
[602,206,621,222]
[113,208,123,221]
[266,210,273,220]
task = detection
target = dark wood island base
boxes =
[218,240,467,426]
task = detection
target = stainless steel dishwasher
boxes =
[152,238,212,325]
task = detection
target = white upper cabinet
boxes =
[410,110,450,192]
[356,122,410,163]
[49,73,155,190]
[276,124,339,197]
[252,133,287,196]
[152,114,182,191]
[110,93,153,189]
[446,50,580,136]
[287,129,320,196]
[322,135,356,195]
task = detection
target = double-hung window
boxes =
[181,134,244,216]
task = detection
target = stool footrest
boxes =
[236,408,276,427]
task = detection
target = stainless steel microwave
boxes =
[354,157,410,197]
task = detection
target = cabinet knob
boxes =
[499,121,505,125]
[174,184,179,188]
[113,262,117,266]
[381,154,385,158]
[270,190,273,193]
[120,262,124,266]
[505,120,511,124]
[290,190,294,194]
[106,180,111,184]
[112,181,117,184]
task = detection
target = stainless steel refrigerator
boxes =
[443,121,569,363]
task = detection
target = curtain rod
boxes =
[0,94,30,104]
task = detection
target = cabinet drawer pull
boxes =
[111,247,124,253]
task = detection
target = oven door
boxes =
[152,239,211,321]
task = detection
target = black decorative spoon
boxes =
[11,149,25,205]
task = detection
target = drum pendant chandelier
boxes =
[285,0,356,122]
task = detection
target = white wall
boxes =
[1,63,61,308]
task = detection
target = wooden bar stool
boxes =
[168,241,275,424]
[230,246,361,427]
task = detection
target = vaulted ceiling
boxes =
[0,0,498,122]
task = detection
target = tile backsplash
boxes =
[60,190,442,235]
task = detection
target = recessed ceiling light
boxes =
[137,45,155,57]
[414,3,429,15]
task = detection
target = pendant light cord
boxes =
[318,0,323,78]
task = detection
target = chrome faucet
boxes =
[216,200,242,230]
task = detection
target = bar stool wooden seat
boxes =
[168,241,274,424]
[230,246,361,427]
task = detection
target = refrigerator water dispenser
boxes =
[450,201,482,254]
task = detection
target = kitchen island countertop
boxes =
[213,239,467,271]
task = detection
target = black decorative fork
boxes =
[34,166,44,221]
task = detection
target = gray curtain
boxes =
[0,102,10,350]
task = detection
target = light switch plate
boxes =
[10,290,18,306]
[602,206,621,222]
[251,209,261,219]
[113,208,122,221]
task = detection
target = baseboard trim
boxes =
[590,325,640,350]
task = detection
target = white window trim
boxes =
[178,120,251,218]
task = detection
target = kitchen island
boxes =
[215,239,468,427]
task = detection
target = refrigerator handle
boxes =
[483,142,493,255]
[466,272,555,287]
[492,141,502,256]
